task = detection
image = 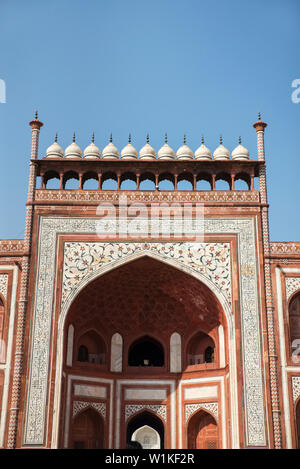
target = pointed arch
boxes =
[53,250,237,448]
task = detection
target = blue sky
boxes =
[0,0,299,240]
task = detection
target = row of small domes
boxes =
[45,133,250,161]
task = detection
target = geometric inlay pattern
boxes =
[185,402,218,422]
[125,404,167,422]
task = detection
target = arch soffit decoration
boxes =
[185,403,219,423]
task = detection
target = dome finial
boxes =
[128,133,131,144]
[110,133,113,143]
[55,132,58,142]
[183,134,186,145]
[258,111,261,120]
[92,132,95,143]
[147,133,149,144]
[220,135,223,145]
[35,110,38,120]
[165,132,168,144]
[239,135,242,145]
[201,135,204,145]
[73,132,76,143]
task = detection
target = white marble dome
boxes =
[83,134,101,159]
[158,134,175,160]
[139,135,156,160]
[121,135,138,160]
[195,137,212,160]
[45,135,64,159]
[102,134,119,160]
[231,137,250,160]
[65,134,82,159]
[213,137,230,160]
[176,136,193,160]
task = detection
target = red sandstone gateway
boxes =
[0,113,299,449]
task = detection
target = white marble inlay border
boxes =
[23,216,266,447]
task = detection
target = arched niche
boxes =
[71,407,104,449]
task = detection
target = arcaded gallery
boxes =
[0,113,300,449]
